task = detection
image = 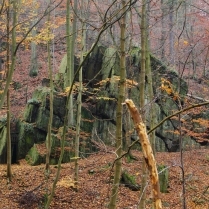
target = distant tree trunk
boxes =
[29,0,38,77]
[6,6,11,175]
[188,15,196,79]
[138,0,148,208]
[108,1,126,209]
[160,0,166,62]
[178,112,187,209]
[140,0,146,121]
[125,99,162,209]
[146,53,156,154]
[145,2,156,155]
[66,0,73,126]
[70,0,77,81]
[74,11,86,188]
[45,0,53,173]
[126,8,132,50]
[66,0,77,126]
[6,89,12,181]
[191,37,196,79]
[169,0,175,65]
[203,46,209,77]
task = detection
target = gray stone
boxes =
[1,44,205,165]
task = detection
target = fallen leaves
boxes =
[0,149,209,208]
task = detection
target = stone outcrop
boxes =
[0,45,204,165]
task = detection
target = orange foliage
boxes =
[160,78,180,101]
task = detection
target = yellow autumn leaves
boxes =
[160,78,180,102]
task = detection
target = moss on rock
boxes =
[26,144,45,166]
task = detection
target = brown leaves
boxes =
[0,150,209,208]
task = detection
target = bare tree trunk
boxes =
[66,0,77,126]
[160,0,166,62]
[7,89,12,181]
[138,1,147,208]
[29,0,38,77]
[74,9,86,188]
[178,112,187,209]
[145,2,156,155]
[126,99,162,209]
[45,0,54,173]
[66,0,74,126]
[108,1,126,208]
[6,1,12,182]
[169,0,175,65]
[203,46,209,77]
[7,0,18,181]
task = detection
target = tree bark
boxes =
[169,0,175,65]
[138,1,147,208]
[29,0,38,77]
[108,1,126,208]
[145,3,156,155]
[160,0,166,62]
[6,1,12,182]
[6,89,12,181]
[66,0,73,126]
[66,0,77,126]
[45,0,54,173]
[7,0,18,181]
[125,99,162,209]
[74,8,86,188]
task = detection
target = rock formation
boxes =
[0,45,203,165]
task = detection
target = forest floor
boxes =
[0,148,209,209]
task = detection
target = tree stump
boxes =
[158,164,169,193]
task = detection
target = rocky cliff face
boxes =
[0,45,202,165]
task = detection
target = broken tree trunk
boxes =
[125,99,162,209]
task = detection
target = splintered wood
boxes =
[125,99,162,209]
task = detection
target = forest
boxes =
[0,0,209,208]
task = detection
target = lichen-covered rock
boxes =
[83,44,106,85]
[24,101,40,123]
[26,144,45,166]
[17,121,38,159]
[16,83,94,164]
[26,135,72,166]
[1,44,202,165]
[53,46,189,150]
